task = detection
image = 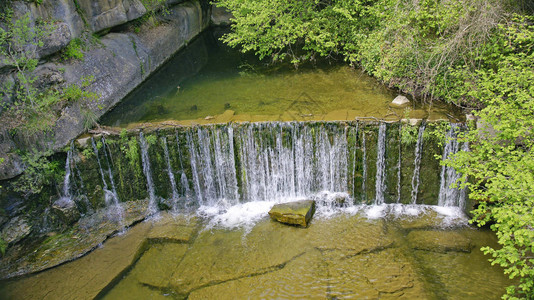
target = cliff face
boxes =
[0,0,215,180]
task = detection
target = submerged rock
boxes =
[407,230,473,253]
[268,200,316,227]
[390,95,411,107]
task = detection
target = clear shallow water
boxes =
[101,30,458,128]
[0,203,512,300]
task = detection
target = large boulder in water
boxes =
[268,200,316,227]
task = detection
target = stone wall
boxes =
[0,0,214,180]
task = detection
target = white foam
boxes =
[365,204,387,219]
[199,201,276,229]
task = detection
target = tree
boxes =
[446,15,534,299]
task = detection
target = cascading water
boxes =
[185,126,239,206]
[438,124,467,207]
[91,137,122,222]
[174,133,191,199]
[162,136,179,203]
[69,121,470,228]
[410,124,426,204]
[101,138,123,223]
[396,126,402,203]
[139,132,158,214]
[62,144,73,200]
[361,131,367,202]
[235,122,349,203]
[374,122,387,204]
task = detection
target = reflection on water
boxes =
[101,29,458,128]
[0,206,512,300]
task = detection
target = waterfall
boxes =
[174,133,192,200]
[62,144,73,199]
[54,143,75,210]
[92,137,122,222]
[162,136,179,202]
[396,126,402,203]
[351,125,358,198]
[185,126,239,206]
[102,138,123,223]
[361,132,367,202]
[234,122,349,203]
[438,124,466,207]
[101,138,120,203]
[92,138,111,201]
[139,132,158,214]
[374,123,387,204]
[410,124,426,204]
[72,121,473,223]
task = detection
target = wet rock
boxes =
[170,220,311,293]
[1,216,32,244]
[132,243,189,288]
[214,109,235,123]
[147,213,198,243]
[0,200,150,279]
[0,221,152,300]
[307,214,394,257]
[75,136,92,148]
[390,95,410,108]
[52,198,81,225]
[326,248,428,299]
[268,200,316,227]
[407,230,473,253]
[189,250,327,299]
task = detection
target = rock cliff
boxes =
[0,0,217,180]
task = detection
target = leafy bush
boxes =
[446,15,534,299]
[61,38,84,61]
[11,150,64,197]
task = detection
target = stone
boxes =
[390,95,410,107]
[77,0,147,33]
[326,248,429,299]
[52,197,81,225]
[30,0,85,38]
[407,230,473,253]
[38,22,72,58]
[0,200,150,279]
[170,220,311,294]
[131,243,189,288]
[147,213,198,243]
[0,220,152,300]
[189,250,327,299]
[268,200,316,227]
[401,118,422,126]
[211,3,233,26]
[1,216,32,245]
[214,109,235,123]
[465,113,476,121]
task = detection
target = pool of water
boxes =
[101,29,459,128]
[0,205,512,299]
